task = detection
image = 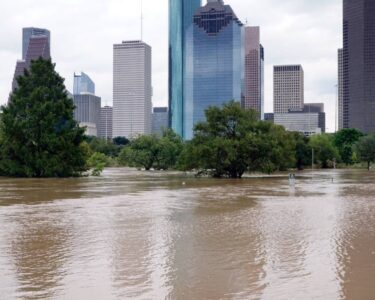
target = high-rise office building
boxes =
[152,107,169,135]
[113,40,152,138]
[98,106,113,139]
[183,0,244,139]
[73,73,101,137]
[343,0,375,133]
[22,27,50,60]
[273,65,304,113]
[74,72,95,95]
[338,48,344,131]
[244,26,264,119]
[169,0,202,136]
[12,28,51,92]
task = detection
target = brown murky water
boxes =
[0,169,374,300]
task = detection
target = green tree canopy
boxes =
[309,134,340,168]
[0,58,88,177]
[355,134,375,170]
[118,129,183,171]
[178,101,296,178]
[334,128,364,165]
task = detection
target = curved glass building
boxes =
[169,0,202,137]
[183,0,244,139]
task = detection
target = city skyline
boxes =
[0,0,341,132]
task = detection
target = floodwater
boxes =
[0,169,374,300]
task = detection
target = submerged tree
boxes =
[355,134,375,170]
[0,58,88,177]
[334,128,363,165]
[178,101,295,178]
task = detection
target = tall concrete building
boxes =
[152,107,169,135]
[169,0,202,136]
[113,40,152,138]
[338,48,344,131]
[72,73,101,137]
[244,26,264,119]
[343,0,375,133]
[98,106,113,139]
[273,65,304,113]
[183,0,244,139]
[12,28,51,92]
[74,72,95,95]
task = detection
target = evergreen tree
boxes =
[0,58,88,177]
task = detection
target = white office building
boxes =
[273,65,304,113]
[113,40,152,138]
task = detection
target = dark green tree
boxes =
[293,132,311,170]
[334,128,363,165]
[178,101,295,178]
[309,134,340,168]
[112,136,129,146]
[0,58,88,177]
[354,134,375,170]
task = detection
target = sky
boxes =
[0,0,342,132]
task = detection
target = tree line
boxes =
[1,58,375,178]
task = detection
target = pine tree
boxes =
[0,58,88,177]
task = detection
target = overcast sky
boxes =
[0,0,342,132]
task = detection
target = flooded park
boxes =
[0,168,374,299]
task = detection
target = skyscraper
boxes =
[343,0,375,133]
[244,26,264,119]
[169,0,202,136]
[113,40,152,138]
[74,72,95,95]
[273,65,304,113]
[338,48,344,131]
[98,106,113,139]
[183,0,244,139]
[152,107,169,135]
[12,28,50,92]
[22,27,50,60]
[72,72,101,137]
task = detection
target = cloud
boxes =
[0,0,341,132]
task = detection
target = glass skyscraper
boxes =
[183,0,244,139]
[74,72,95,95]
[22,27,51,60]
[169,0,201,137]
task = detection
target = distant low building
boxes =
[98,106,113,139]
[152,107,169,135]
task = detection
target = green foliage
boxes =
[309,134,340,168]
[354,134,375,170]
[86,136,122,157]
[87,152,110,176]
[112,136,129,146]
[178,101,296,178]
[293,132,311,170]
[334,129,364,165]
[119,129,183,170]
[0,58,88,177]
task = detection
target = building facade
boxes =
[73,93,101,137]
[169,0,202,136]
[113,40,152,138]
[273,65,304,113]
[343,0,375,133]
[183,0,244,139]
[74,72,95,95]
[152,107,169,135]
[338,48,344,131]
[244,26,264,119]
[274,113,322,136]
[98,106,113,139]
[12,28,51,92]
[22,27,50,60]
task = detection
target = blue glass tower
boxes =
[73,72,95,95]
[183,0,244,139]
[169,0,201,136]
